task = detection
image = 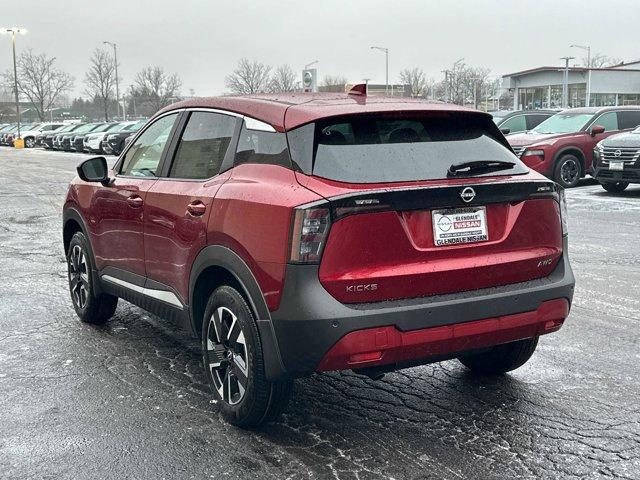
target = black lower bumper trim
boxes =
[270,237,575,377]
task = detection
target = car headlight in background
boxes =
[522,149,545,158]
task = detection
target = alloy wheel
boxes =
[206,306,249,405]
[560,159,579,185]
[68,245,89,310]
[25,138,35,148]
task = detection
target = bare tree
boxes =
[438,60,492,107]
[320,75,348,87]
[134,66,182,114]
[399,68,427,97]
[584,53,623,68]
[4,49,74,121]
[84,48,116,121]
[269,64,298,93]
[225,59,272,94]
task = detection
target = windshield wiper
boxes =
[447,160,515,177]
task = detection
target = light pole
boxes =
[103,41,123,120]
[571,44,591,106]
[0,27,27,141]
[129,84,137,117]
[370,46,389,95]
[304,60,318,70]
[560,56,575,108]
[441,70,450,103]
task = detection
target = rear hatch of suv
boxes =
[288,111,564,304]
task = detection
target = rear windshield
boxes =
[288,114,526,183]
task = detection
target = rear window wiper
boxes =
[447,160,515,177]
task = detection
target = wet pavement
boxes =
[0,148,639,479]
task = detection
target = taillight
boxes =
[289,205,331,264]
[559,188,568,236]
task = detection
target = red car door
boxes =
[93,113,180,279]
[143,110,239,303]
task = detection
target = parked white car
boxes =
[83,121,137,153]
[20,122,65,148]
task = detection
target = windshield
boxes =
[288,114,528,183]
[73,123,101,134]
[91,123,115,133]
[125,120,146,131]
[58,124,80,133]
[532,113,594,134]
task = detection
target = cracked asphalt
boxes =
[0,147,639,480]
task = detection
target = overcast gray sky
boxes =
[3,0,640,98]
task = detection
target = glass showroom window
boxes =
[619,94,640,106]
[590,94,616,107]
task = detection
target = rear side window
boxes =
[234,123,290,168]
[289,114,527,183]
[617,110,640,130]
[169,112,236,179]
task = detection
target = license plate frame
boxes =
[432,206,489,247]
[609,161,624,171]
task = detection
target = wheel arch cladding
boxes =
[62,207,103,295]
[555,147,585,171]
[189,245,287,380]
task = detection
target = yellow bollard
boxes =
[13,138,24,149]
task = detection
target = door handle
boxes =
[187,201,207,217]
[126,195,144,208]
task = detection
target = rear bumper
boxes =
[593,165,640,183]
[270,237,575,377]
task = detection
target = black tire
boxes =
[67,232,118,324]
[202,286,292,427]
[600,181,629,193]
[24,137,35,148]
[458,337,539,375]
[553,154,583,188]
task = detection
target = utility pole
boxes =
[560,56,575,108]
[103,41,123,120]
[0,27,27,141]
[371,46,389,95]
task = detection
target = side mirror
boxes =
[77,156,111,186]
[590,125,605,136]
[500,128,511,135]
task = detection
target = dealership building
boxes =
[502,61,640,109]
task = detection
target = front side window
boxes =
[499,115,526,133]
[120,113,178,177]
[169,112,237,179]
[594,112,618,131]
[288,114,526,183]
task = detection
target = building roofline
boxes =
[503,65,640,78]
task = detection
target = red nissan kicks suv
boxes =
[63,91,575,426]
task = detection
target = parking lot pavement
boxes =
[0,148,638,480]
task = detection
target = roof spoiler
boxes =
[346,83,367,96]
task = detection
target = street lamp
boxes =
[370,46,389,95]
[103,41,123,120]
[0,27,27,142]
[304,60,318,70]
[571,44,591,106]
